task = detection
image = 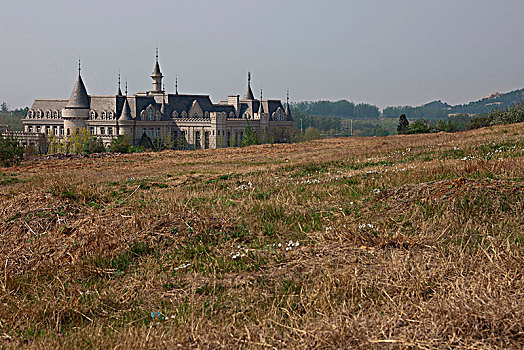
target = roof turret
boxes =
[117,73,122,96]
[285,90,291,119]
[119,97,132,121]
[66,60,90,109]
[258,87,264,114]
[244,72,255,100]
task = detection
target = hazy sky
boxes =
[2,0,524,109]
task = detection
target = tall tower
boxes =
[151,48,163,93]
[62,60,90,134]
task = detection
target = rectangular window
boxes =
[195,131,201,149]
[89,127,94,135]
[28,126,33,132]
[108,127,113,135]
[36,126,41,133]
[156,128,160,137]
[149,128,154,137]
[100,127,105,135]
[204,131,210,149]
[53,126,58,135]
[60,127,64,136]
[45,126,50,134]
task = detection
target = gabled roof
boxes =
[66,74,90,109]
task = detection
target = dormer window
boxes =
[54,111,59,118]
[155,111,160,120]
[148,109,153,121]
[109,111,114,119]
[45,111,50,118]
[90,111,96,119]
[102,111,107,120]
[29,110,34,118]
[140,111,146,120]
[181,111,187,118]
[172,111,178,118]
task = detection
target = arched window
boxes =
[172,111,178,118]
[155,111,160,120]
[140,111,146,120]
[54,111,59,118]
[90,111,96,119]
[29,110,34,118]
[204,111,210,118]
[45,111,51,118]
[181,111,187,118]
[38,110,43,118]
[109,111,114,119]
[278,110,282,121]
[229,112,235,118]
[102,111,107,120]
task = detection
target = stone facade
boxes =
[22,57,294,150]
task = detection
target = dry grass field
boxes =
[1,123,523,349]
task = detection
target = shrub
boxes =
[0,135,24,167]
[110,135,133,153]
[241,124,260,147]
[397,114,409,134]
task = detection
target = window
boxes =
[172,111,178,118]
[54,111,59,118]
[66,128,70,136]
[89,127,94,135]
[229,112,234,118]
[60,127,64,136]
[29,110,34,118]
[205,111,210,118]
[156,128,160,137]
[181,111,187,118]
[108,127,113,135]
[278,110,282,121]
[156,111,160,120]
[148,110,153,121]
[46,111,50,118]
[28,126,33,132]
[149,128,154,137]
[109,112,114,119]
[36,126,41,133]
[100,127,105,135]
[53,126,58,135]
[90,111,96,119]
[140,111,145,120]
[102,112,107,120]
[195,131,201,149]
[204,132,210,149]
[181,130,186,140]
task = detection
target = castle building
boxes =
[22,54,294,149]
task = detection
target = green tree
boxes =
[1,102,8,113]
[0,135,24,166]
[397,114,409,134]
[241,123,260,147]
[110,135,133,153]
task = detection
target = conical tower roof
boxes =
[258,88,264,114]
[119,98,132,121]
[66,73,90,109]
[285,90,291,119]
[152,61,162,76]
[243,72,254,100]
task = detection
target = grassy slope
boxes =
[0,124,523,348]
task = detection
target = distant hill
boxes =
[383,88,524,120]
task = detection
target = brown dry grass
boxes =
[1,123,524,349]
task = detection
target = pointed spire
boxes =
[152,48,162,76]
[285,89,292,119]
[243,71,254,100]
[125,78,128,96]
[258,87,264,114]
[119,97,132,121]
[117,73,122,96]
[175,76,178,95]
[66,61,89,109]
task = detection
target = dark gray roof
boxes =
[119,98,132,121]
[66,74,90,109]
[152,61,162,76]
[244,84,254,100]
